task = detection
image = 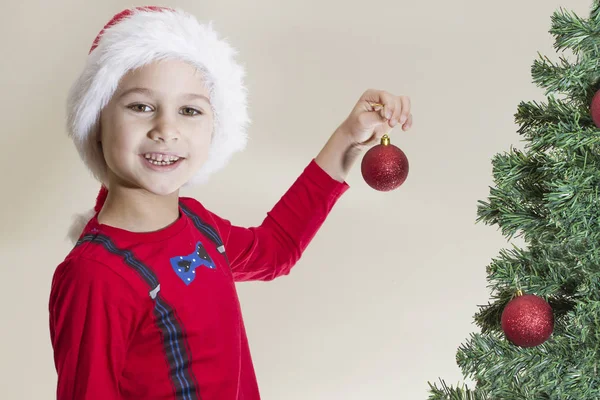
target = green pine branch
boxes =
[590,1,600,24]
[476,149,553,242]
[513,97,600,156]
[531,54,600,99]
[476,140,600,246]
[550,6,600,56]
[428,380,489,400]
[514,97,589,137]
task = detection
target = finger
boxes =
[399,96,411,126]
[390,96,410,127]
[380,92,396,121]
[389,97,403,127]
[357,108,388,131]
[402,113,413,131]
[362,89,394,119]
[361,89,384,104]
[371,92,396,126]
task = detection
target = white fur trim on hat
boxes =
[67,6,250,186]
[66,208,96,244]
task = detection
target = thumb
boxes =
[357,105,389,131]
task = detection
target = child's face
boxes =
[99,59,214,195]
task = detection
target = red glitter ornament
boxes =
[591,89,600,128]
[361,134,409,191]
[501,291,554,348]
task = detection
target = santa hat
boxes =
[66,6,249,243]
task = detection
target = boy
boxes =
[49,5,413,400]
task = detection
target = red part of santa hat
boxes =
[89,6,169,54]
[66,6,250,243]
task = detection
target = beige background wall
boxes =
[0,0,591,398]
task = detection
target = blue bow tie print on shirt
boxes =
[170,241,216,285]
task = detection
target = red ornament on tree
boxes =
[361,134,409,191]
[590,89,600,128]
[501,291,554,348]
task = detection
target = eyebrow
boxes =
[182,92,211,103]
[118,87,210,103]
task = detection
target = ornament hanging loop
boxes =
[381,134,390,146]
[370,102,385,111]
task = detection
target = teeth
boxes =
[143,153,181,166]
[148,160,175,166]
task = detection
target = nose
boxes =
[148,113,180,143]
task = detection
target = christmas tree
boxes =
[427,2,600,399]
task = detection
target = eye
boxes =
[180,107,202,116]
[128,104,153,113]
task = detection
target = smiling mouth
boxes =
[143,152,183,166]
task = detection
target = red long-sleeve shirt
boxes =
[49,160,349,400]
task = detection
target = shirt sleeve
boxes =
[207,159,349,281]
[49,255,141,400]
